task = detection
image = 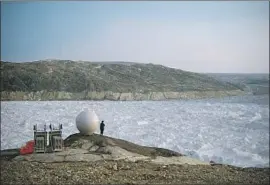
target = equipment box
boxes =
[34,131,47,153]
[33,124,63,153]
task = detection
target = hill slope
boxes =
[207,73,269,95]
[1,60,245,100]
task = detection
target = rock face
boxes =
[1,90,245,101]
[1,60,245,101]
[76,109,99,135]
[10,133,209,165]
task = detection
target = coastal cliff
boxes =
[1,90,244,101]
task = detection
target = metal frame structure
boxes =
[34,131,47,153]
[48,124,63,152]
[33,124,63,153]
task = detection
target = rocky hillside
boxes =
[1,60,245,100]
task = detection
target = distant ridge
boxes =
[1,60,245,100]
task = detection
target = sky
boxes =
[1,1,269,73]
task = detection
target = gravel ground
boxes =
[1,160,269,185]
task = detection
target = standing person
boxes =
[100,121,105,135]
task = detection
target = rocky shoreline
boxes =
[1,133,269,184]
[1,90,245,101]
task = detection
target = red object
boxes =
[20,140,35,155]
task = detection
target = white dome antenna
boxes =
[76,109,100,135]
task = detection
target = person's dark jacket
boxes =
[100,122,105,130]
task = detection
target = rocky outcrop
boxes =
[1,90,245,101]
[7,133,209,165]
